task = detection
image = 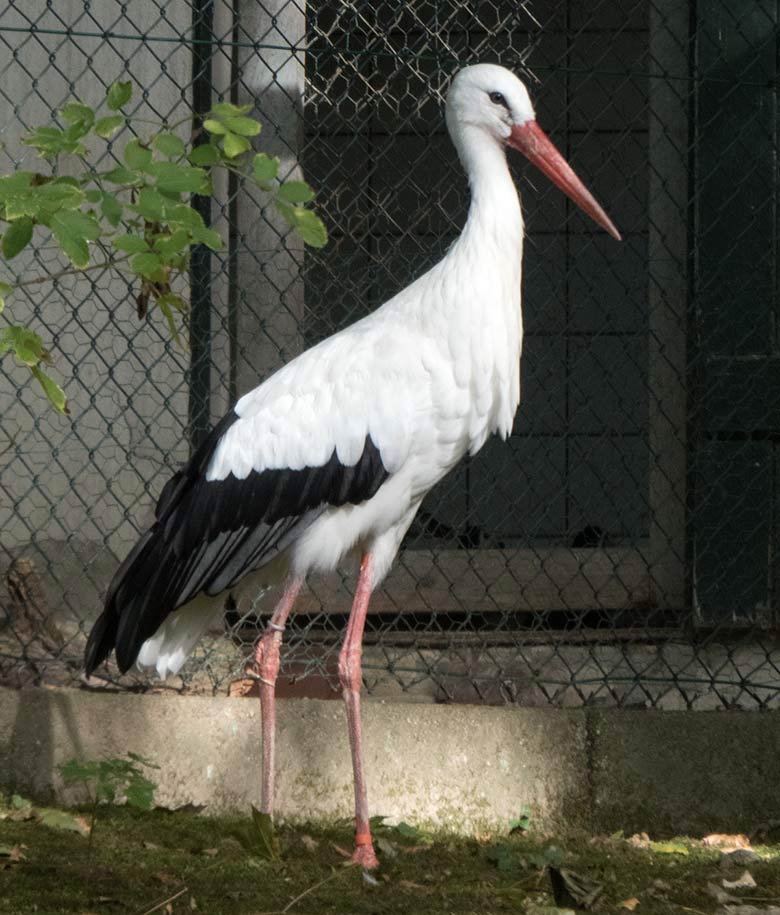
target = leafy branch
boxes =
[58,752,159,860]
[0,80,328,414]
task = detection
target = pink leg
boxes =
[253,576,303,816]
[338,553,379,869]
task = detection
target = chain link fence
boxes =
[1,0,779,709]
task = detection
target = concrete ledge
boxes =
[1,687,779,835]
[590,709,780,836]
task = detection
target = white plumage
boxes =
[86,63,619,868]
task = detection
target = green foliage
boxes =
[57,753,159,860]
[1,80,328,413]
[509,803,533,834]
[232,805,280,862]
[58,752,159,809]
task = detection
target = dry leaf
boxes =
[0,844,26,868]
[375,836,398,859]
[300,834,319,852]
[330,843,352,859]
[620,898,640,910]
[549,867,603,910]
[723,871,757,890]
[228,678,257,698]
[399,880,432,893]
[164,905,173,915]
[201,848,219,857]
[714,907,780,915]
[707,882,738,904]
[704,834,751,849]
[649,879,671,897]
[155,871,181,887]
[652,841,689,856]
[627,833,650,848]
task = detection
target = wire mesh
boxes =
[1,0,779,709]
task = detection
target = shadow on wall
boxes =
[3,688,91,803]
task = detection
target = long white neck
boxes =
[440,125,526,448]
[454,125,524,257]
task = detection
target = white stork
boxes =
[86,63,619,869]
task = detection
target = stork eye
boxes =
[489,91,508,108]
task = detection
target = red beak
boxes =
[508,120,621,241]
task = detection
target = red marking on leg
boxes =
[339,553,379,869]
[255,576,303,817]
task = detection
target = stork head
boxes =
[446,64,621,240]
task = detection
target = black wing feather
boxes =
[85,411,390,676]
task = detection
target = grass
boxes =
[1,805,780,915]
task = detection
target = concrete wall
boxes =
[2,687,779,836]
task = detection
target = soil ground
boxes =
[1,804,779,915]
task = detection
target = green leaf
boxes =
[58,759,100,783]
[50,210,100,268]
[94,114,125,139]
[125,777,156,810]
[34,181,86,213]
[0,172,35,204]
[0,281,12,313]
[2,217,33,259]
[277,204,328,248]
[191,226,223,251]
[188,144,220,167]
[114,234,149,253]
[107,80,133,111]
[23,126,85,158]
[102,165,141,185]
[211,101,253,118]
[222,132,251,159]
[277,180,315,204]
[135,186,167,221]
[156,294,184,348]
[100,192,123,226]
[203,118,227,136]
[221,116,261,137]
[131,251,163,279]
[248,805,279,860]
[59,209,100,240]
[123,139,152,170]
[0,326,46,366]
[153,133,186,159]
[52,231,88,268]
[509,804,533,834]
[252,153,279,183]
[157,292,189,313]
[153,229,190,257]
[167,204,204,230]
[31,365,68,418]
[37,807,86,834]
[60,102,94,133]
[148,163,210,194]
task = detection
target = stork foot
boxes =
[351,840,379,870]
